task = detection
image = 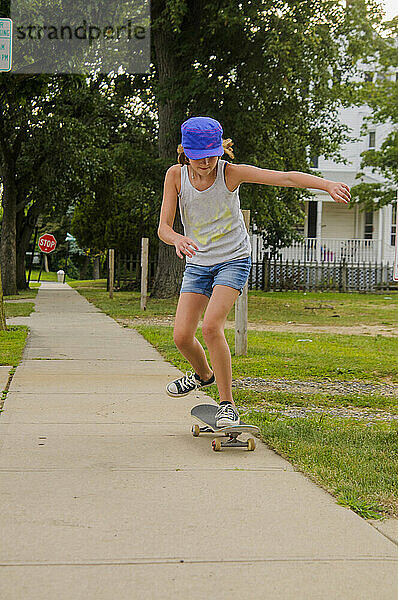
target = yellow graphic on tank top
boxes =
[182,203,234,246]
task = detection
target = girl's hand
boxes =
[327,181,351,204]
[174,235,199,259]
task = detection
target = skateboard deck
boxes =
[190,404,259,451]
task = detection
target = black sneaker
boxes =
[215,402,240,427]
[166,370,215,398]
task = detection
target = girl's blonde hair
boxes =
[177,138,234,166]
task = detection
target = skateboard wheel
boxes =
[212,438,222,452]
[192,424,200,437]
[247,438,255,451]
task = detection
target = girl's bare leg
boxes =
[173,292,213,381]
[201,285,240,405]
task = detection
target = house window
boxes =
[391,202,397,247]
[364,211,373,239]
[369,131,376,148]
[310,156,319,168]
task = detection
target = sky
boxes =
[381,0,398,20]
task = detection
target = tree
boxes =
[0,74,122,294]
[149,0,385,297]
[350,18,398,210]
[71,112,162,258]
[0,0,157,293]
[0,73,49,294]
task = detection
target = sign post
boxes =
[64,233,76,283]
[109,249,115,299]
[394,224,398,283]
[0,18,12,72]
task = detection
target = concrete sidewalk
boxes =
[0,282,397,599]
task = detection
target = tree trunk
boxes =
[0,265,7,330]
[16,208,38,290]
[16,217,30,290]
[79,254,89,279]
[0,178,18,296]
[0,104,19,296]
[151,24,186,298]
[16,246,28,290]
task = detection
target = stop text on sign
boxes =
[38,234,57,254]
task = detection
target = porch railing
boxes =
[275,238,377,264]
[249,258,395,293]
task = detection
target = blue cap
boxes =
[181,116,224,160]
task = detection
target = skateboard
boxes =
[190,404,259,452]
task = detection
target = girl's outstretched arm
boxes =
[227,164,351,204]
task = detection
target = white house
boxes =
[252,69,397,267]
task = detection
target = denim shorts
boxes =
[180,256,252,299]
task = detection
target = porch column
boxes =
[316,199,323,261]
[377,208,384,264]
[354,203,359,238]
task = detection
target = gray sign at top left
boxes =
[11,0,150,74]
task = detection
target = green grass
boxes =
[5,289,38,300]
[134,325,398,385]
[26,270,73,282]
[26,269,57,282]
[0,326,29,366]
[247,290,398,326]
[71,280,398,328]
[4,302,35,318]
[245,411,398,519]
[230,387,398,414]
[69,279,107,289]
[69,282,179,319]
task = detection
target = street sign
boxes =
[0,18,12,72]
[38,234,57,254]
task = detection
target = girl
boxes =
[158,116,350,427]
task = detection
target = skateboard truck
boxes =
[212,432,256,452]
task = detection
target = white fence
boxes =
[275,239,377,264]
[249,259,395,292]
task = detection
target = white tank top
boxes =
[178,159,251,266]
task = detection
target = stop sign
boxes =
[38,233,57,254]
